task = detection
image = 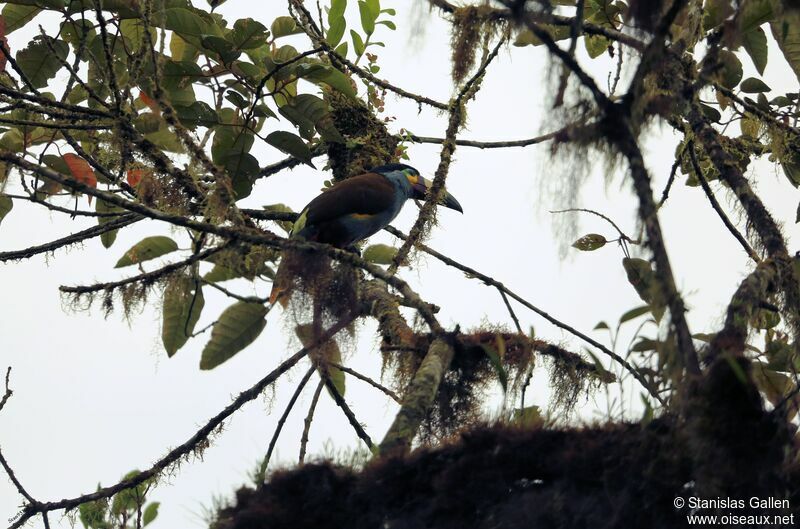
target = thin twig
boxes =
[329,362,401,403]
[384,225,664,405]
[409,130,560,149]
[686,141,760,263]
[0,448,37,505]
[298,378,325,464]
[390,38,504,272]
[322,376,375,453]
[0,214,140,262]
[7,316,354,529]
[60,245,226,295]
[201,280,269,304]
[0,367,12,413]
[257,366,316,482]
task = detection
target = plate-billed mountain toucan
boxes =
[269,163,463,305]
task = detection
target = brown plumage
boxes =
[295,172,396,247]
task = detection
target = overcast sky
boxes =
[2,2,799,528]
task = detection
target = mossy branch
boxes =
[378,337,456,455]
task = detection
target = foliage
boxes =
[1,0,800,527]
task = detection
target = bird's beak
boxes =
[413,177,463,213]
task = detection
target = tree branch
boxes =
[686,141,760,263]
[0,214,140,262]
[7,316,354,529]
[257,365,315,482]
[379,337,454,454]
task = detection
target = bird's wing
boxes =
[297,172,396,230]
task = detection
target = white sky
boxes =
[2,1,799,528]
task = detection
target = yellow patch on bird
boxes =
[350,213,374,219]
[292,209,309,235]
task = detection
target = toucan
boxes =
[269,163,463,305]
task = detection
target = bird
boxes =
[269,163,463,306]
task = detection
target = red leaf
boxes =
[138,91,160,113]
[0,16,9,74]
[126,168,148,187]
[63,153,97,203]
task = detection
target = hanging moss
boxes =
[380,329,601,442]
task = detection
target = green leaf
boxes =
[703,0,734,30]
[170,33,199,62]
[271,16,301,38]
[571,233,606,251]
[480,335,508,392]
[631,338,658,353]
[295,324,346,397]
[742,27,768,75]
[327,16,347,47]
[163,7,218,39]
[79,497,109,529]
[265,131,313,165]
[327,0,347,47]
[16,36,69,88]
[584,34,610,59]
[262,203,295,234]
[111,472,148,516]
[200,301,268,370]
[223,152,260,199]
[740,76,771,93]
[358,0,377,35]
[512,405,544,428]
[211,122,254,165]
[133,113,162,134]
[230,18,269,50]
[295,63,356,99]
[201,35,241,63]
[278,93,343,142]
[752,363,793,407]
[145,127,185,153]
[115,236,179,268]
[750,308,780,330]
[593,321,609,330]
[716,49,743,89]
[143,502,160,526]
[699,102,722,123]
[224,89,248,108]
[162,275,204,357]
[622,257,656,305]
[174,101,218,129]
[350,29,365,56]
[96,199,123,249]
[330,0,347,17]
[739,0,775,34]
[771,9,800,83]
[2,4,42,34]
[0,194,12,226]
[204,263,242,283]
[619,305,651,324]
[513,26,570,46]
[324,347,346,398]
[363,244,397,265]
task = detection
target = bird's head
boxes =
[373,163,463,213]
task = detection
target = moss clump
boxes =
[325,90,398,182]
